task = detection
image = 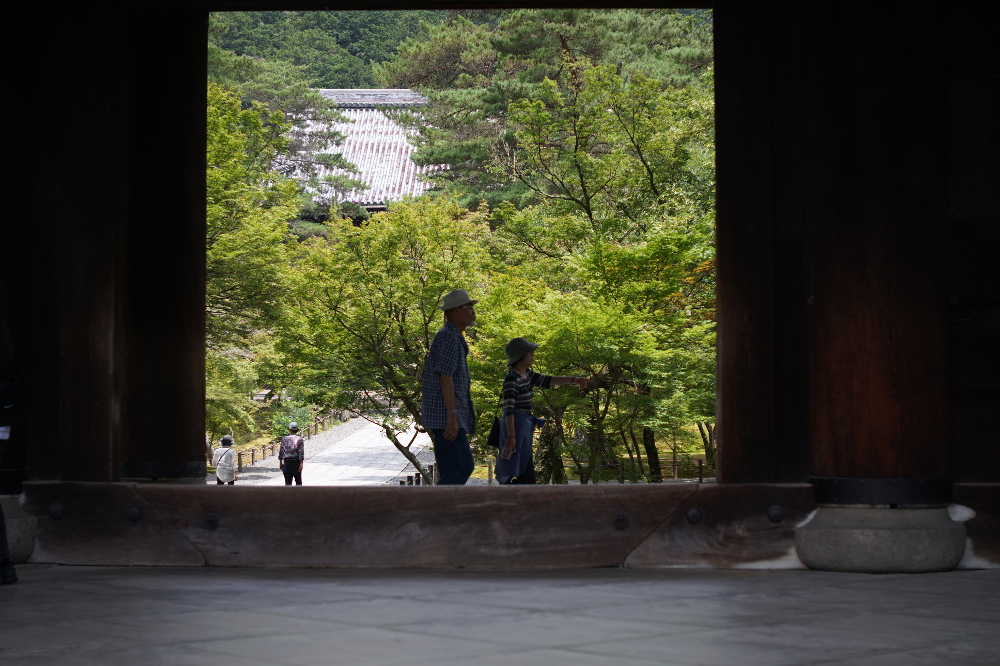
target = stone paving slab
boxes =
[2,566,998,665]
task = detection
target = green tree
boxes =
[205,347,259,443]
[205,83,302,439]
[472,288,668,483]
[209,16,364,212]
[211,10,443,88]
[475,58,716,481]
[276,197,492,481]
[504,63,715,244]
[376,8,713,209]
[206,83,300,347]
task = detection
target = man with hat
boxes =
[279,422,305,486]
[421,289,478,484]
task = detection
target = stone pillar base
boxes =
[796,506,965,573]
[2,496,38,563]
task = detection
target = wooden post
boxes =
[118,6,207,483]
[714,3,812,484]
[804,7,949,483]
[698,459,704,483]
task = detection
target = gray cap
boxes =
[288,422,299,432]
[440,289,478,311]
[505,337,540,366]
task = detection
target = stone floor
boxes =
[1,565,997,665]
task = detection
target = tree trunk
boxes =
[536,422,565,484]
[697,421,716,467]
[382,425,431,484]
[627,429,646,476]
[585,428,600,484]
[569,450,587,484]
[641,427,663,482]
[620,433,635,481]
[597,428,619,472]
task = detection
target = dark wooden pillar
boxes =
[947,3,1000,483]
[805,4,950,482]
[714,3,777,483]
[0,3,207,486]
[715,2,811,483]
[118,6,207,480]
[1,3,128,484]
[716,1,953,485]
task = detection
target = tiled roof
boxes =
[312,89,438,207]
[318,88,428,108]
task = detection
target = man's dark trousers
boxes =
[430,428,474,485]
[282,461,302,486]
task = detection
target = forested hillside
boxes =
[206,9,716,483]
[211,10,443,88]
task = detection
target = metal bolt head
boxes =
[613,511,629,531]
[126,505,143,522]
[686,508,703,524]
[205,512,219,531]
[767,506,785,523]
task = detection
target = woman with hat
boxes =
[496,337,590,484]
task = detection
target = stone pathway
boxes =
[218,419,708,487]
[220,417,432,487]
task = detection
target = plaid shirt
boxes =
[279,435,304,461]
[421,321,475,433]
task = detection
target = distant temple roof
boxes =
[319,88,428,108]
[315,89,436,210]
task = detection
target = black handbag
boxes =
[485,392,504,449]
[486,416,501,449]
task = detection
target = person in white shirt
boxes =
[212,435,238,485]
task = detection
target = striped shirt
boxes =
[502,368,553,416]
